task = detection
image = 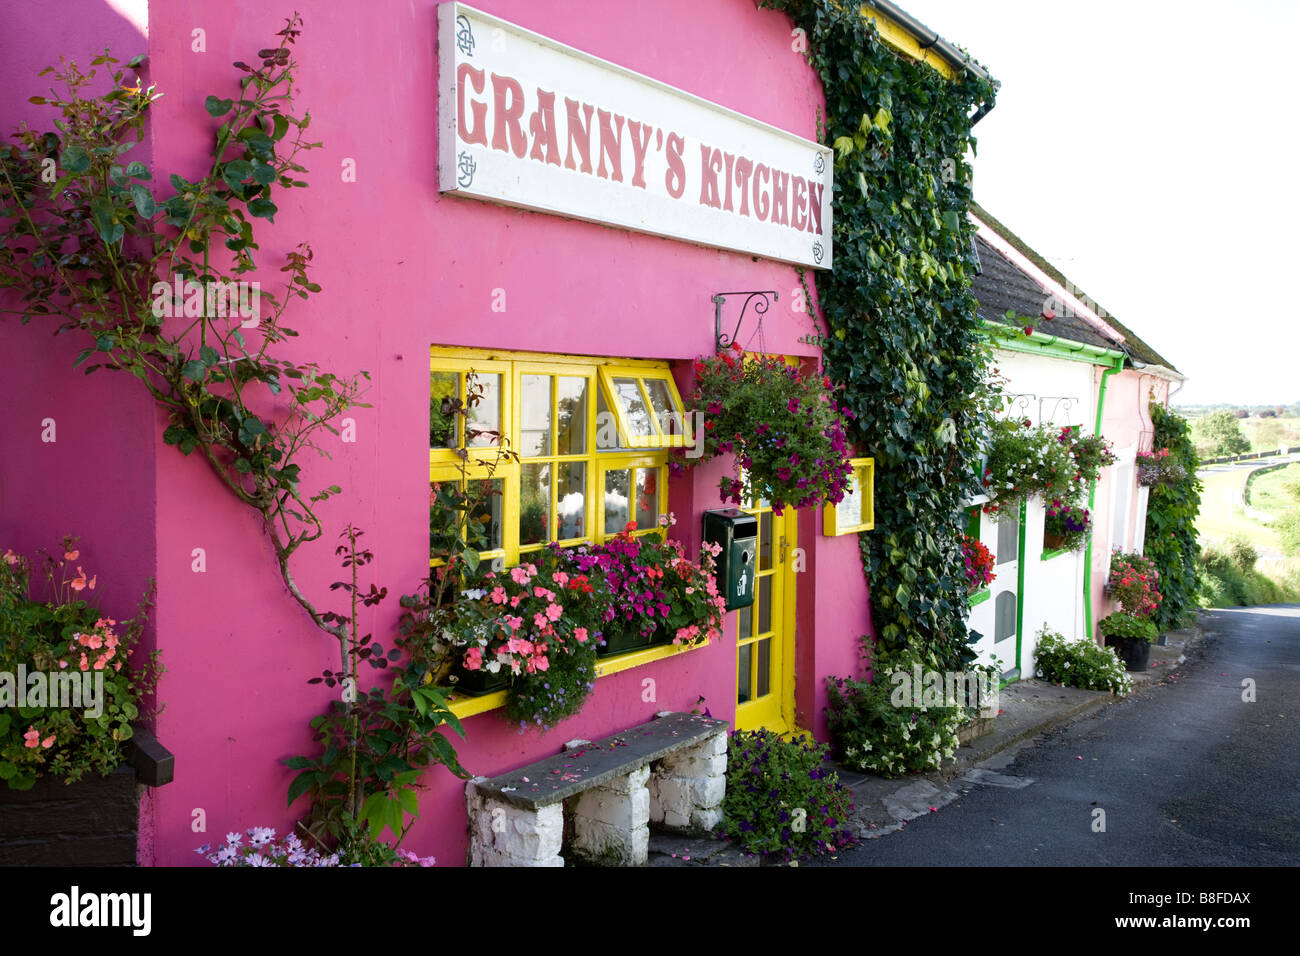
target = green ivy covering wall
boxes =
[1145,402,1203,630]
[761,0,998,671]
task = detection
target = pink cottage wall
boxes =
[0,0,159,855]
[76,0,878,866]
[1090,368,1171,636]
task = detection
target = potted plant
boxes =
[1136,448,1186,487]
[1098,612,1158,671]
[0,539,162,793]
[581,516,725,657]
[1106,551,1162,617]
[676,344,855,513]
[1043,499,1092,552]
[961,534,995,593]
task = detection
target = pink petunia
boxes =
[545,603,563,622]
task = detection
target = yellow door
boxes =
[735,498,797,734]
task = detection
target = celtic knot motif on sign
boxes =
[813,153,825,176]
[456,151,477,188]
[456,15,475,55]
[812,241,824,264]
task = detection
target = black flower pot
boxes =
[595,624,653,657]
[596,621,669,657]
[449,664,511,696]
[1107,635,1151,672]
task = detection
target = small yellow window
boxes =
[822,457,874,535]
[596,366,688,450]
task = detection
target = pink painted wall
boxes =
[0,0,159,862]
[1,0,874,865]
[1090,368,1171,634]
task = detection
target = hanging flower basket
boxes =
[675,344,855,514]
[961,534,995,591]
[1044,499,1091,552]
[1136,449,1186,487]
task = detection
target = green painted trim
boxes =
[982,321,1126,366]
[1014,501,1027,676]
[1000,667,1020,686]
[1040,548,1069,561]
[967,588,991,607]
[1083,357,1125,640]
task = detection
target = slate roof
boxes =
[969,201,1179,372]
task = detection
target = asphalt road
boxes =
[817,605,1300,866]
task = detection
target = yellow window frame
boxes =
[594,453,670,539]
[429,356,515,469]
[428,348,703,719]
[596,365,689,450]
[822,457,875,535]
[514,359,600,557]
[429,458,515,574]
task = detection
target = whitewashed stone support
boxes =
[465,714,730,866]
[466,777,564,867]
[649,730,728,831]
[570,765,650,866]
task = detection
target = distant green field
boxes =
[1249,463,1300,516]
[1196,466,1281,551]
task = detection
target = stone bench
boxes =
[466,712,729,866]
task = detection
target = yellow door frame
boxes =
[735,505,797,735]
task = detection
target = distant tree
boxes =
[1275,405,1286,417]
[1259,409,1277,418]
[1233,408,1249,419]
[1202,410,1251,456]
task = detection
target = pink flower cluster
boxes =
[56,618,123,673]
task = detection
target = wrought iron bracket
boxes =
[713,291,778,353]
[1003,392,1037,419]
[1038,396,1080,425]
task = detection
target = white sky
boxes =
[894,0,1299,407]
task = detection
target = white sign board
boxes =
[437,3,833,269]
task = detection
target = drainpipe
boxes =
[1083,355,1126,641]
